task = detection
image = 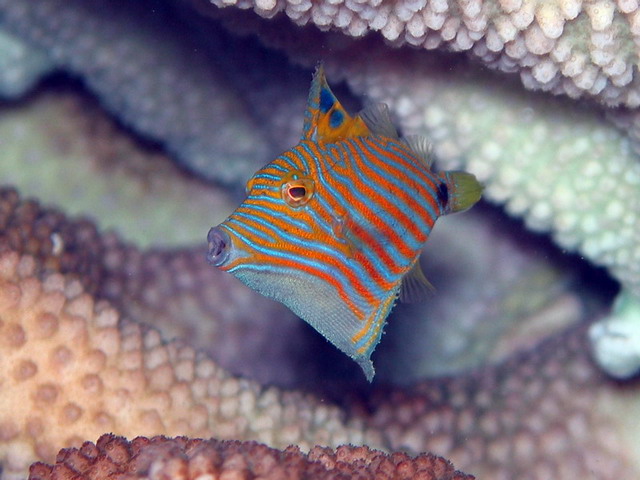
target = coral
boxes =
[1,0,636,315]
[195,0,640,109]
[0,248,380,480]
[0,0,639,476]
[203,13,640,305]
[375,206,587,382]
[0,186,331,388]
[590,290,640,378]
[0,189,638,479]
[29,434,474,480]
[0,89,235,247]
[0,29,53,98]
[318,49,640,295]
[207,19,640,378]
[0,0,275,185]
[324,50,640,378]
[364,324,640,479]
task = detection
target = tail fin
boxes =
[441,171,483,214]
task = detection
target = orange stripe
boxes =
[242,153,397,304]
[364,139,441,223]
[308,176,403,287]
[225,211,373,312]
[282,144,402,298]
[308,141,416,267]
[346,140,429,242]
[353,292,396,349]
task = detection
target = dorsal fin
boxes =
[399,259,435,303]
[302,63,371,143]
[358,103,399,139]
[401,135,433,167]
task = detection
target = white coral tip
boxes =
[589,291,640,379]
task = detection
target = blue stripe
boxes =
[246,183,278,192]
[264,163,290,173]
[340,139,427,248]
[223,223,371,305]
[350,138,439,232]
[252,173,282,182]
[311,194,398,287]
[373,138,442,208]
[300,142,413,264]
[295,143,408,286]
[240,202,313,233]
[232,207,384,297]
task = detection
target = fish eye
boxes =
[288,186,307,200]
[281,171,314,207]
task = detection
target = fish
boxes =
[206,64,482,381]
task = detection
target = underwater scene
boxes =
[0,0,638,478]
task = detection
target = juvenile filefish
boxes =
[207,64,482,381]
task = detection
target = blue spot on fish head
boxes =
[329,109,344,128]
[319,87,335,113]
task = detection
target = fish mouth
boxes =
[206,226,231,267]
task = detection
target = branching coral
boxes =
[29,434,474,480]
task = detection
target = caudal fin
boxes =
[441,171,483,214]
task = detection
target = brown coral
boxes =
[29,434,474,480]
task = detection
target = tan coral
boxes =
[29,434,474,480]
[0,251,382,479]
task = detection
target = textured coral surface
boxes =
[0,0,640,478]
[195,0,640,109]
[29,434,474,480]
[0,189,638,479]
[0,246,380,479]
[0,89,234,247]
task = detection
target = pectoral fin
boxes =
[399,259,435,303]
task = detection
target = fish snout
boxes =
[207,226,231,267]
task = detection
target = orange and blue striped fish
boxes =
[207,64,482,381]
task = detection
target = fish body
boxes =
[207,64,482,381]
